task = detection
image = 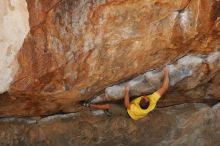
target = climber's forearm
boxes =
[90,104,111,110]
[162,73,169,90]
[124,85,130,109]
[124,94,130,109]
[157,68,169,96]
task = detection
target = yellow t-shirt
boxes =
[127,92,161,120]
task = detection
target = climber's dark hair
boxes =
[139,97,149,109]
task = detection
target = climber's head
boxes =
[139,96,150,109]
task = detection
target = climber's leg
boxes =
[108,104,128,117]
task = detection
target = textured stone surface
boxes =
[1,52,219,116]
[0,1,219,144]
[0,0,29,93]
[10,0,220,98]
[92,52,220,104]
[0,0,220,116]
[0,103,219,146]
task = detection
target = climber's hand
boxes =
[124,84,129,93]
[163,67,169,76]
[82,102,90,107]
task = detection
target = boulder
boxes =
[0,103,219,146]
[0,0,219,116]
[91,52,220,108]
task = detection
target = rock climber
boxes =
[83,67,169,120]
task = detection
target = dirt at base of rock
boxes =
[0,103,219,146]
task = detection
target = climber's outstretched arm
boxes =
[156,67,169,96]
[124,85,131,109]
[90,103,111,110]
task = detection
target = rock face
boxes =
[0,1,219,144]
[0,0,29,93]
[0,0,219,116]
[92,52,220,105]
[0,103,219,146]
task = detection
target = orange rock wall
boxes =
[1,0,219,116]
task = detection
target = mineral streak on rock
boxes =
[0,0,219,116]
[0,0,29,93]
